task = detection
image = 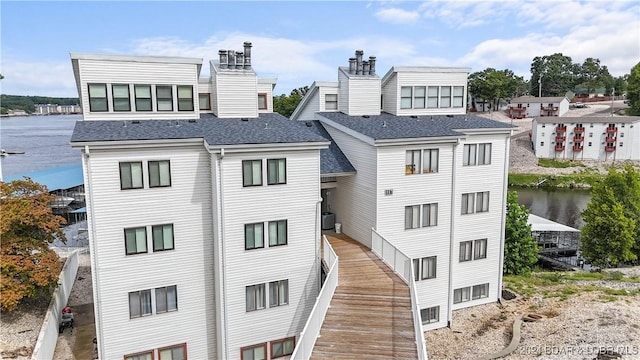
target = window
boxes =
[588,142,592,147]
[156,85,173,111]
[472,283,489,300]
[155,285,178,314]
[268,220,287,246]
[135,85,152,111]
[459,241,472,262]
[246,284,266,312]
[125,351,153,360]
[112,84,131,111]
[269,279,289,307]
[199,93,211,110]
[241,343,266,360]
[88,83,108,112]
[400,87,412,109]
[440,86,451,108]
[422,203,438,227]
[267,159,286,185]
[476,191,490,213]
[405,150,421,174]
[463,144,477,166]
[422,149,438,173]
[243,160,262,186]
[125,227,147,255]
[474,238,487,259]
[427,86,438,108]
[152,224,174,251]
[453,86,464,107]
[461,193,475,214]
[129,289,152,318]
[158,344,186,360]
[413,257,437,281]
[177,86,193,111]
[325,94,338,110]
[271,337,295,358]
[478,143,492,165]
[421,306,439,324]
[257,93,267,110]
[620,132,624,137]
[149,160,171,187]
[414,86,426,108]
[245,223,264,250]
[540,142,544,146]
[453,287,470,304]
[405,205,420,229]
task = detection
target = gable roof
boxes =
[511,96,567,104]
[70,113,329,146]
[290,81,338,120]
[301,121,356,175]
[317,112,514,143]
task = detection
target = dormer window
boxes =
[258,93,268,110]
[325,94,338,110]
[177,86,193,111]
[440,86,451,108]
[427,87,438,108]
[199,93,211,110]
[401,87,412,109]
[156,86,173,111]
[88,83,108,112]
[453,86,464,107]
[135,85,152,111]
[112,84,131,112]
[414,87,426,109]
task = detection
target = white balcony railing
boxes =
[371,228,429,360]
[290,235,339,360]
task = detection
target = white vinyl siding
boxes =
[388,70,469,116]
[213,70,258,118]
[337,69,381,116]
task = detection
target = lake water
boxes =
[0,115,82,178]
[514,187,591,229]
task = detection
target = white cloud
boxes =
[375,8,420,24]
[1,57,76,97]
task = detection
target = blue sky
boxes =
[2,1,639,97]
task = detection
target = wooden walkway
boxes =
[311,234,418,360]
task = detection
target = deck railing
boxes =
[371,228,429,360]
[290,235,339,360]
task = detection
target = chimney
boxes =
[369,56,376,76]
[219,50,228,69]
[227,50,235,69]
[235,51,244,69]
[348,57,356,74]
[363,61,370,75]
[243,41,252,70]
[355,50,363,75]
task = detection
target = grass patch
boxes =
[603,288,629,296]
[538,158,584,168]
[598,295,618,303]
[508,171,602,188]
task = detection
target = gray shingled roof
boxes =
[70,113,328,145]
[534,116,640,124]
[317,112,514,141]
[300,121,356,175]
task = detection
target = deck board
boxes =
[311,234,418,360]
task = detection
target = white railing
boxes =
[31,249,81,360]
[371,228,429,360]
[290,236,339,360]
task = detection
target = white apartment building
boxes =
[531,117,640,161]
[291,51,513,330]
[508,96,570,118]
[71,45,512,359]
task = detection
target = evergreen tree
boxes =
[504,191,539,275]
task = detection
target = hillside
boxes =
[0,95,79,114]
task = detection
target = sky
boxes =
[1,1,639,98]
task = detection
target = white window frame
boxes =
[267,158,286,185]
[478,143,492,165]
[148,160,171,188]
[177,85,193,111]
[421,306,439,324]
[269,279,289,307]
[459,240,472,262]
[119,161,143,190]
[268,220,287,247]
[245,223,264,250]
[129,289,152,318]
[405,150,421,175]
[440,86,452,108]
[152,224,174,251]
[413,86,426,109]
[463,144,477,166]
[125,227,147,255]
[422,203,438,227]
[243,160,263,187]
[246,283,266,312]
[453,287,471,304]
[461,193,475,214]
[453,86,464,108]
[413,256,436,280]
[472,283,489,300]
[325,93,338,110]
[401,86,412,109]
[476,191,490,213]
[474,238,487,259]
[427,86,439,108]
[405,205,420,229]
[422,149,439,173]
[155,285,178,314]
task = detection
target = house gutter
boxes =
[447,139,459,327]
[498,134,511,299]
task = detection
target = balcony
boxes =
[555,136,566,143]
[573,145,583,152]
[556,126,567,133]
[606,127,618,134]
[542,106,559,111]
[573,136,584,143]
[606,136,617,143]
[574,127,585,134]
[605,145,616,152]
[555,145,565,151]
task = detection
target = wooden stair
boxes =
[311,234,418,360]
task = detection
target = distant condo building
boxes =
[35,103,82,115]
[70,43,512,359]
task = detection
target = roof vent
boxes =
[241,118,249,121]
[410,115,418,119]
[188,119,196,123]
[362,115,370,118]
[447,115,454,118]
[305,121,313,127]
[132,120,140,124]
[382,121,387,128]
[264,123,269,129]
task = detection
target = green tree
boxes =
[530,53,578,96]
[627,62,640,115]
[612,75,628,97]
[575,57,613,95]
[468,68,525,110]
[504,191,539,275]
[273,86,309,118]
[0,179,66,311]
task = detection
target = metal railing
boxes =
[290,235,339,359]
[371,228,429,360]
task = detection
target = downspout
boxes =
[213,148,229,360]
[498,134,510,299]
[447,139,459,327]
[84,145,105,358]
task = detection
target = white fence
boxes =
[290,236,339,360]
[31,249,82,360]
[371,228,429,360]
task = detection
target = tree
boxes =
[612,75,628,97]
[468,68,526,110]
[273,86,309,118]
[504,191,539,275]
[0,179,66,311]
[627,62,640,115]
[575,57,613,95]
[530,53,578,97]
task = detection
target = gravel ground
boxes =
[426,269,640,360]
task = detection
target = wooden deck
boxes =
[311,234,418,360]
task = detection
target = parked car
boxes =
[574,102,585,108]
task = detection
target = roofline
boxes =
[290,82,318,120]
[70,53,203,65]
[374,136,460,146]
[70,138,205,148]
[338,67,381,80]
[321,171,356,177]
[454,128,514,135]
[382,66,472,86]
[207,141,331,153]
[258,77,277,84]
[317,116,376,146]
[511,96,567,103]
[533,116,640,124]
